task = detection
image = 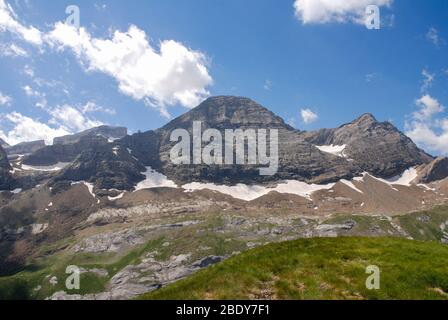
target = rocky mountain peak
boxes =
[161,96,293,131]
[352,113,377,125]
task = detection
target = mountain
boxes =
[5,140,46,156]
[156,96,358,185]
[53,125,127,145]
[301,113,433,178]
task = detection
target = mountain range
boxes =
[0,96,440,195]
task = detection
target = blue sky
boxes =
[0,0,447,155]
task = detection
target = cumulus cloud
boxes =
[0,112,69,145]
[293,0,393,24]
[0,91,12,106]
[405,94,448,155]
[0,0,42,45]
[48,104,103,132]
[46,23,213,117]
[300,108,318,124]
[0,0,213,117]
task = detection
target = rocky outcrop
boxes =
[302,113,433,178]
[23,136,110,166]
[54,143,146,191]
[0,145,13,190]
[415,157,448,183]
[5,140,45,156]
[53,125,127,145]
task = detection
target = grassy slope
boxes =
[140,237,448,300]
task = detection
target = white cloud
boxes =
[81,101,115,115]
[421,69,435,93]
[293,0,393,24]
[426,27,444,47]
[300,108,318,124]
[0,1,213,117]
[48,104,103,132]
[0,112,69,145]
[46,23,213,116]
[413,95,444,121]
[405,94,448,155]
[263,80,272,91]
[0,91,12,106]
[0,42,27,56]
[0,0,42,45]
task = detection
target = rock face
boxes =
[54,143,146,191]
[53,125,127,145]
[23,136,110,166]
[301,113,433,178]
[0,145,13,190]
[5,140,46,156]
[416,157,448,183]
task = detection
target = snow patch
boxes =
[112,146,120,156]
[315,144,347,157]
[134,167,177,191]
[108,192,125,201]
[386,168,418,186]
[182,180,335,201]
[22,162,70,172]
[31,223,48,235]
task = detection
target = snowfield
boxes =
[315,144,347,157]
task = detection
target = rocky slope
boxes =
[5,140,45,156]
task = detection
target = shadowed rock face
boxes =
[0,145,13,190]
[5,140,45,156]
[54,144,146,191]
[416,157,448,183]
[301,113,433,178]
[23,136,110,166]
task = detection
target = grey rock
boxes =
[5,140,45,156]
[53,125,127,145]
[415,157,448,183]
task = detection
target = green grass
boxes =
[139,237,448,300]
